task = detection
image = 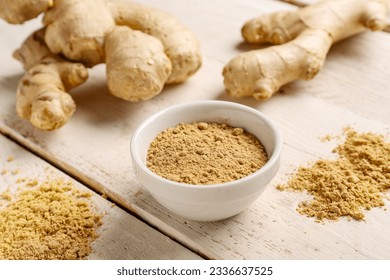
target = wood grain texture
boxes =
[0,0,389,259]
[0,135,202,260]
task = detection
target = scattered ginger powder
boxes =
[277,128,390,222]
[147,122,268,185]
[0,179,102,260]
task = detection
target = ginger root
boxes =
[1,0,201,130]
[0,0,52,24]
[223,0,389,100]
[14,29,88,130]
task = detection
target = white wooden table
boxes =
[1,0,389,259]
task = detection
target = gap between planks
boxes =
[0,129,212,260]
[277,0,390,33]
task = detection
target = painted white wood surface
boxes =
[0,0,389,259]
[0,135,202,260]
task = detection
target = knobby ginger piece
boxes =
[3,0,201,130]
[223,0,389,99]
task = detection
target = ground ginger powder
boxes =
[277,129,390,222]
[0,179,102,260]
[147,122,268,185]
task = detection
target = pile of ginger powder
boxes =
[277,128,390,222]
[0,161,102,260]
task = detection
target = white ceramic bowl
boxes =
[130,100,282,222]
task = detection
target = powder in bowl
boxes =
[146,122,268,185]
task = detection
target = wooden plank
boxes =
[277,0,390,32]
[1,0,390,259]
[0,134,202,260]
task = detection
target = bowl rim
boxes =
[130,100,282,189]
